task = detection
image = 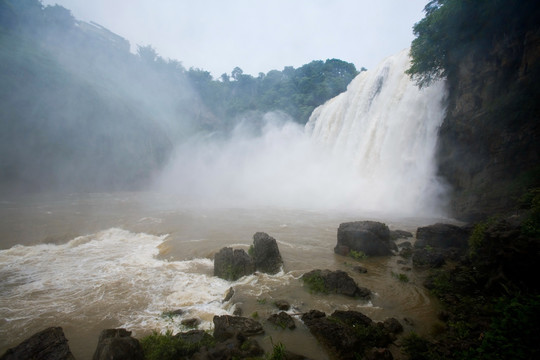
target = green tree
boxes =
[407,0,540,87]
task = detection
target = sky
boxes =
[41,0,429,78]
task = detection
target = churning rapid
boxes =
[157,48,448,216]
[0,49,448,359]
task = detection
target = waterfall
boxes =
[306,48,448,215]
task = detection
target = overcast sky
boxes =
[42,0,428,78]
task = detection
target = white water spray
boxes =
[158,48,447,215]
[306,48,447,214]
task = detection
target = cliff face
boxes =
[437,27,540,220]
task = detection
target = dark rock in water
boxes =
[335,221,394,256]
[267,311,296,330]
[353,265,368,273]
[399,247,413,259]
[301,310,394,360]
[214,247,255,281]
[223,287,235,302]
[301,269,371,299]
[274,299,291,311]
[233,306,243,316]
[213,315,264,342]
[390,229,413,240]
[415,223,470,249]
[252,232,283,274]
[92,329,143,360]
[181,318,201,328]
[162,309,184,317]
[1,327,75,360]
[398,241,412,249]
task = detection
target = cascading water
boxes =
[306,48,448,215]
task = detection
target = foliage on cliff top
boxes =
[407,0,540,87]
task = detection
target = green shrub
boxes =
[402,332,437,360]
[350,250,367,260]
[468,222,488,258]
[301,272,328,294]
[267,340,286,360]
[392,272,410,283]
[140,330,215,360]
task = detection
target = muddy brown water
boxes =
[0,192,450,359]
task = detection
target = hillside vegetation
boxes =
[0,0,359,193]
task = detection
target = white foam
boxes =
[0,228,232,337]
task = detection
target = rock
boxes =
[252,232,283,274]
[335,221,394,257]
[415,223,470,249]
[213,315,264,342]
[398,241,412,249]
[181,318,201,328]
[92,329,143,360]
[192,334,264,360]
[162,309,184,317]
[301,310,394,360]
[274,300,291,311]
[399,247,413,259]
[172,330,222,359]
[353,265,368,273]
[223,287,235,302]
[1,327,75,360]
[390,230,413,240]
[233,306,243,316]
[267,312,296,330]
[214,247,255,281]
[382,318,403,335]
[301,269,371,299]
[412,248,446,268]
[366,348,393,360]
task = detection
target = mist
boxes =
[155,50,449,217]
[155,112,358,210]
[0,4,207,194]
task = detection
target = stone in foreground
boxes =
[1,327,75,360]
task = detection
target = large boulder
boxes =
[301,269,371,299]
[267,312,296,330]
[92,329,143,360]
[252,232,283,274]
[415,223,470,249]
[214,247,255,281]
[335,221,394,257]
[213,315,264,342]
[1,327,75,360]
[301,310,398,360]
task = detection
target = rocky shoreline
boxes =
[2,214,538,359]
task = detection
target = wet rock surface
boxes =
[302,269,371,299]
[1,327,75,360]
[92,329,144,360]
[301,310,401,360]
[214,247,255,281]
[213,315,264,342]
[252,232,283,274]
[335,221,395,256]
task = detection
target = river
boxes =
[0,191,450,359]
